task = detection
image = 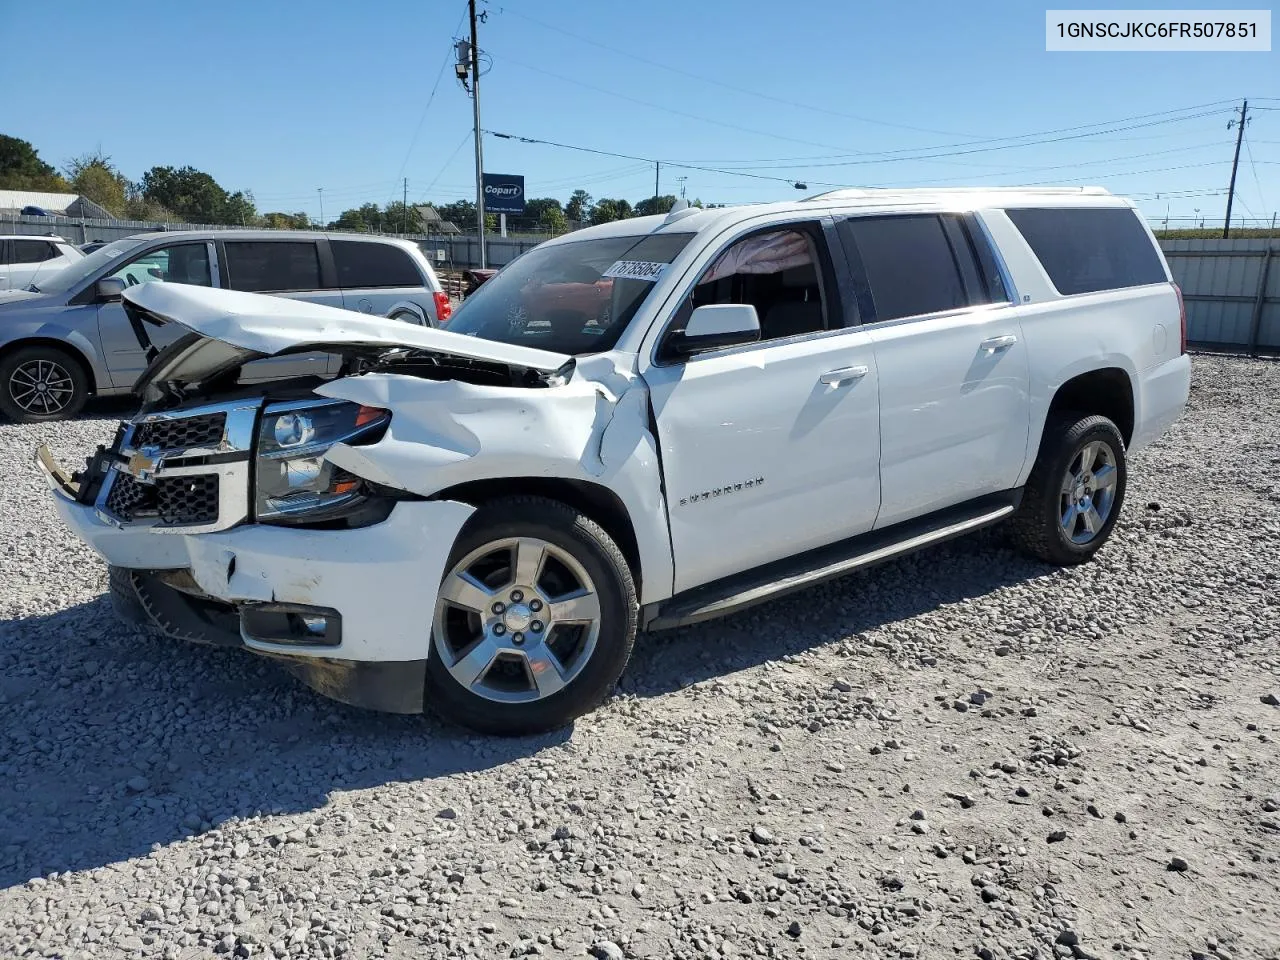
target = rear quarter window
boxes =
[1005,207,1166,296]
[331,240,423,288]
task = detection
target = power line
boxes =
[396,5,470,183]
[691,109,1236,170]
[491,2,976,139]
[423,130,474,196]
[486,129,841,188]
[1243,131,1269,214]
[495,54,868,155]
[665,101,1238,166]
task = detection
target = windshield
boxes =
[30,237,148,294]
[446,232,694,355]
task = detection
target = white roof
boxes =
[0,190,81,213]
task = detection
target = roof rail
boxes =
[804,185,1112,202]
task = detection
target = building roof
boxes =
[0,190,116,220]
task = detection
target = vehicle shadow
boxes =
[622,526,1056,698]
[0,598,571,889]
[0,528,1051,888]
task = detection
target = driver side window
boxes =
[108,243,212,289]
[680,226,829,342]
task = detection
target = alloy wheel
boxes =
[433,536,601,704]
[1059,440,1119,544]
[8,358,75,416]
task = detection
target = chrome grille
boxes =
[96,399,261,535]
[104,472,154,521]
[134,412,226,451]
[155,475,220,525]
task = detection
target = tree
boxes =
[329,203,382,232]
[634,195,678,217]
[262,211,311,229]
[382,201,422,234]
[565,189,592,223]
[589,198,632,225]
[510,197,566,233]
[0,134,68,191]
[65,152,129,215]
[138,165,254,225]
[223,190,258,226]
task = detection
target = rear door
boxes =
[3,238,63,291]
[835,212,1031,528]
[331,238,432,324]
[218,239,338,380]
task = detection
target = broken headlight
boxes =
[254,399,389,523]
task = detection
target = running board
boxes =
[645,490,1020,631]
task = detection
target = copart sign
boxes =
[482,173,525,215]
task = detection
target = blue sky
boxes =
[2,0,1276,227]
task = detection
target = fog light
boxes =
[299,615,328,635]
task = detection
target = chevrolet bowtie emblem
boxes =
[127,451,156,476]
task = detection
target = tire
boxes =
[0,344,90,423]
[108,565,150,626]
[389,310,426,327]
[1009,412,1127,566]
[425,496,637,735]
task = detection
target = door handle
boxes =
[819,365,869,385]
[980,335,1017,353]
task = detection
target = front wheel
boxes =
[0,345,89,423]
[1009,413,1127,566]
[425,497,637,735]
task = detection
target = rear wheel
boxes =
[1009,413,1127,565]
[0,345,89,423]
[425,497,637,735]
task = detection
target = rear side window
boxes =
[839,215,968,322]
[11,240,58,263]
[224,241,321,292]
[331,240,422,288]
[1005,207,1166,296]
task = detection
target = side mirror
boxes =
[95,277,126,302]
[666,303,761,358]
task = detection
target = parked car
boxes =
[0,230,450,421]
[19,205,55,217]
[0,235,83,293]
[38,188,1191,734]
[79,240,112,254]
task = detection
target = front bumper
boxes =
[40,446,475,666]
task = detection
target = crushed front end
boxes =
[37,394,476,713]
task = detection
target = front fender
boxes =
[0,316,106,386]
[316,371,676,605]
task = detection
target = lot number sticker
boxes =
[602,260,668,282]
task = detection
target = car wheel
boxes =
[0,345,89,423]
[425,496,637,735]
[390,309,426,327]
[1009,412,1127,566]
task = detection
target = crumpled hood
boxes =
[122,283,572,372]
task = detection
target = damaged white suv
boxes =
[38,188,1191,734]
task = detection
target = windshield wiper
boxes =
[25,283,39,293]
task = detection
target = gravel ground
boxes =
[1,355,1278,960]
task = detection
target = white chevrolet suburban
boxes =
[37,187,1191,735]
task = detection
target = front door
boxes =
[835,212,1031,528]
[642,222,882,594]
[96,241,218,388]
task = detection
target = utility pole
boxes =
[468,0,487,267]
[1224,99,1248,240]
[677,176,688,200]
[653,161,660,204]
[317,187,324,227]
[403,177,408,235]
